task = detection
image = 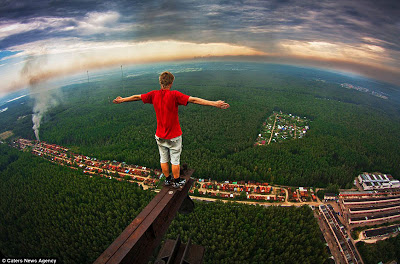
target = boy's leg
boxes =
[161,162,170,177]
[169,136,182,178]
[169,136,185,188]
[156,137,171,184]
[172,164,180,179]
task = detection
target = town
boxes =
[340,83,389,100]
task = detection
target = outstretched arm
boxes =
[188,97,230,109]
[113,94,142,104]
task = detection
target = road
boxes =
[268,113,278,145]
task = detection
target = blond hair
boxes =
[159,71,175,88]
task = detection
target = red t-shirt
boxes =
[141,89,190,139]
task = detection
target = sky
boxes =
[0,0,400,97]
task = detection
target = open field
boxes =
[0,130,13,140]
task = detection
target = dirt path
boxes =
[284,188,289,203]
[268,113,278,145]
[191,195,321,207]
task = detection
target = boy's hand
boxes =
[215,100,230,109]
[113,96,124,104]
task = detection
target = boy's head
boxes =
[159,71,174,89]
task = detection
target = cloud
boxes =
[1,1,399,53]
[75,11,131,35]
[0,0,107,20]
[0,17,73,41]
[279,40,389,66]
[0,11,134,49]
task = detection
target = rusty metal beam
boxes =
[94,167,194,264]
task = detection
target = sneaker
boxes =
[173,177,186,188]
[163,174,172,186]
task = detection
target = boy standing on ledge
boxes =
[113,71,230,188]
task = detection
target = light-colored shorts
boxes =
[155,135,182,165]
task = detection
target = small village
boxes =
[255,111,310,146]
[13,138,324,204]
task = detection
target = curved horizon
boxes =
[1,0,399,96]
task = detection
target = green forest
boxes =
[356,237,400,264]
[0,144,155,263]
[0,143,329,263]
[2,65,399,188]
[164,201,328,264]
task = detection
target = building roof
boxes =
[340,191,374,195]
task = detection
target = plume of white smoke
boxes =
[30,87,59,141]
[21,54,60,141]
